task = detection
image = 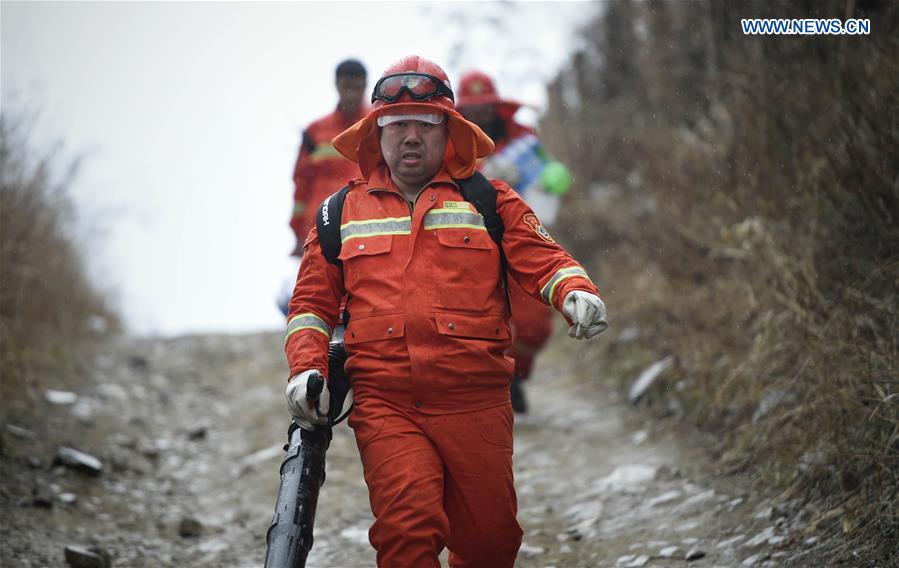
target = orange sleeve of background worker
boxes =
[289,130,317,242]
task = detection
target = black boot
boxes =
[510,375,528,414]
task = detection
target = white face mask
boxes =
[376,113,445,127]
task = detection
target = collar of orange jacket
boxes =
[332,102,494,180]
[365,163,461,195]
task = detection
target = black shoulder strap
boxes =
[316,185,350,266]
[300,129,316,154]
[455,171,503,247]
[454,172,511,315]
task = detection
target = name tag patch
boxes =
[442,201,474,212]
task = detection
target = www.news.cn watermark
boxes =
[742,18,871,35]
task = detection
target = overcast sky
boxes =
[1,1,596,336]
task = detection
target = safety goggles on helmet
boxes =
[371,73,455,104]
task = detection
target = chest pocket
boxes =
[338,235,393,261]
[425,205,493,251]
[435,228,493,251]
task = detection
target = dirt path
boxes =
[2,332,812,567]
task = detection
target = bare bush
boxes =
[543,0,898,561]
[0,114,117,406]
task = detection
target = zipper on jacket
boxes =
[407,182,437,213]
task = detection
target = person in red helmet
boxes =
[284,55,607,568]
[289,59,369,255]
[456,69,573,414]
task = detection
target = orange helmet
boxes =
[333,56,494,180]
[456,70,523,119]
[370,55,455,113]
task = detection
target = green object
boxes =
[540,161,572,195]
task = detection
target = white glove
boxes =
[562,291,608,340]
[285,370,330,430]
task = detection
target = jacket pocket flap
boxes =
[435,228,494,250]
[345,313,405,344]
[435,312,510,340]
[338,236,392,260]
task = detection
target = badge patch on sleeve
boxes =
[523,213,554,242]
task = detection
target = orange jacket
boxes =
[290,106,368,241]
[285,164,598,414]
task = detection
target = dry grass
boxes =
[0,114,117,410]
[542,0,899,562]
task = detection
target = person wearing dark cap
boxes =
[456,69,574,414]
[289,59,369,256]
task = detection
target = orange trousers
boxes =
[507,278,555,380]
[348,400,523,568]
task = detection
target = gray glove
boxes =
[285,370,330,430]
[562,291,608,339]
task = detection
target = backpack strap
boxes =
[316,185,350,266]
[315,185,351,326]
[454,172,511,315]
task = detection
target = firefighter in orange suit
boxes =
[290,59,369,254]
[456,69,570,413]
[283,56,608,568]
